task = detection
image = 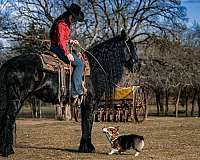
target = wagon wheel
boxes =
[133,87,147,123]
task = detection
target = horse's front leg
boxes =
[79,100,95,153]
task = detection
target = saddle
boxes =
[39,51,71,73]
[39,50,90,75]
[38,50,90,104]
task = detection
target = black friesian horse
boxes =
[0,30,139,157]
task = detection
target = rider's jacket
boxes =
[51,19,71,56]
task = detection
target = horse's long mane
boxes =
[88,35,123,50]
[87,33,132,99]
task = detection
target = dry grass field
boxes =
[1,117,200,160]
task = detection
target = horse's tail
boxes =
[0,63,8,130]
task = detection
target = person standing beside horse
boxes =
[49,3,85,103]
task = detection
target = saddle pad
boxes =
[39,52,71,73]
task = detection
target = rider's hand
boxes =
[77,52,82,58]
[67,54,74,61]
[73,40,79,45]
[70,39,79,45]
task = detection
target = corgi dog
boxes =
[102,126,144,156]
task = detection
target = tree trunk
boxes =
[160,92,164,115]
[30,98,41,118]
[155,89,164,115]
[31,103,37,118]
[38,100,42,118]
[191,89,197,116]
[175,88,181,117]
[184,87,188,117]
[155,89,160,115]
[165,90,169,116]
[144,90,148,119]
[198,90,200,117]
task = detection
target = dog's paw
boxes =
[108,152,115,155]
[108,152,113,155]
[108,148,119,155]
[135,151,140,157]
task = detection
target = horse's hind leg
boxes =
[0,90,7,156]
[0,85,21,157]
[0,109,6,154]
[0,102,18,157]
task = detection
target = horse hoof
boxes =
[0,145,15,157]
[79,138,95,153]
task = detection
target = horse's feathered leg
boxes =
[79,92,95,153]
[0,111,6,155]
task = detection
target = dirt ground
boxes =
[2,117,200,160]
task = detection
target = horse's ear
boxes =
[121,29,127,40]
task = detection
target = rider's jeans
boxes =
[50,45,84,97]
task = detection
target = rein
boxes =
[78,45,107,75]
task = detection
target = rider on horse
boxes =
[49,3,85,103]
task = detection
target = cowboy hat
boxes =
[65,3,84,22]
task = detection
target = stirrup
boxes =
[71,95,84,106]
[77,95,84,106]
[82,82,87,95]
[71,96,79,106]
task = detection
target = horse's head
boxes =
[120,30,140,72]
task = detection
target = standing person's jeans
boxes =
[50,45,84,97]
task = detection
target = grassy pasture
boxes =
[2,117,200,160]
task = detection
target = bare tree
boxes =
[183,21,200,48]
[0,0,65,53]
[0,0,187,50]
[137,35,200,116]
[82,0,187,46]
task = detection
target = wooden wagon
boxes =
[93,86,148,123]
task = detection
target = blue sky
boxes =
[182,0,200,24]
